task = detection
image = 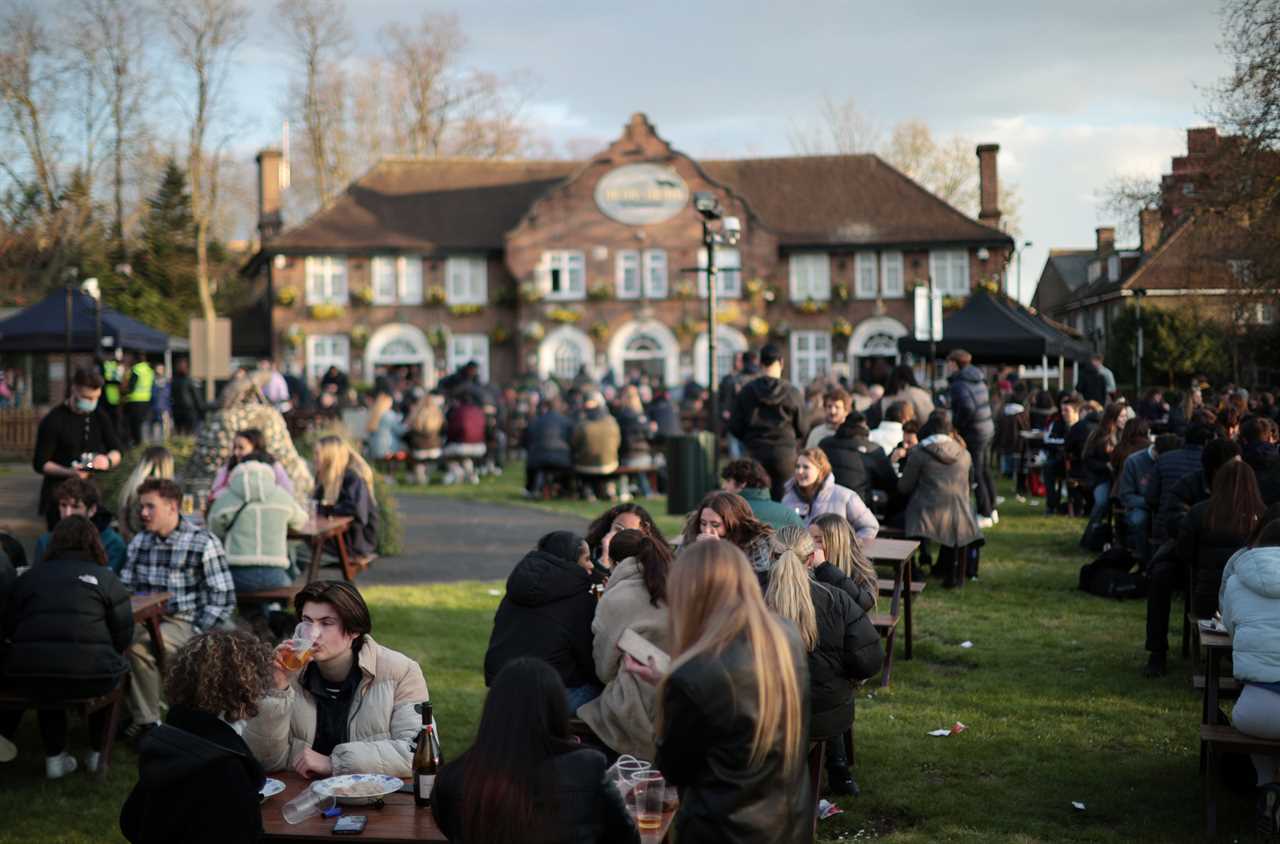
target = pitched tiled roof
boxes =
[265,153,1012,253]
[1044,250,1094,291]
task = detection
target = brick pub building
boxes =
[245,113,1014,389]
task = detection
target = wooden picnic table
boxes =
[1199,620,1232,731]
[864,537,921,657]
[289,515,357,584]
[130,592,172,673]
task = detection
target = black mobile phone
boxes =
[332,815,367,835]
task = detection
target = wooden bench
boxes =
[0,682,126,778]
[1200,724,1280,835]
[236,583,303,611]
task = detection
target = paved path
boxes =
[0,469,585,585]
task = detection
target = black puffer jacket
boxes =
[3,552,132,681]
[120,706,265,844]
[484,544,598,689]
[525,409,574,469]
[433,741,639,844]
[947,365,994,442]
[806,579,883,740]
[729,376,808,455]
[1177,501,1252,617]
[615,407,651,461]
[813,561,875,612]
[820,428,898,505]
[656,631,812,844]
[1160,469,1210,543]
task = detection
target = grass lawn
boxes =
[0,470,1256,842]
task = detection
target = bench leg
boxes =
[1203,739,1216,837]
[903,558,914,661]
[305,537,324,584]
[336,532,357,583]
[807,741,825,837]
[880,626,896,688]
[99,689,123,779]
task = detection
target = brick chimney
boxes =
[256,148,283,241]
[1095,227,1115,258]
[1139,208,1163,254]
[976,143,1000,228]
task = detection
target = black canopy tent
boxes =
[0,288,173,354]
[898,288,1092,387]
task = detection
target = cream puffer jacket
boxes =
[243,636,430,776]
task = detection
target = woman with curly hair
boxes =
[583,502,666,580]
[680,490,774,579]
[120,630,273,844]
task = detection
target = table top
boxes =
[289,515,353,540]
[864,537,921,563]
[130,592,172,618]
[260,774,446,842]
[1198,620,1232,650]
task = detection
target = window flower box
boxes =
[309,303,344,321]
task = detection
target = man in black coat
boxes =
[729,344,808,501]
[523,398,575,496]
[819,414,898,513]
[168,359,206,436]
[945,349,997,521]
[32,368,124,531]
[1075,356,1110,405]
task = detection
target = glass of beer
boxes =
[280,623,318,672]
[180,494,195,516]
[628,770,666,833]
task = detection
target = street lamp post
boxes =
[1016,240,1033,303]
[691,192,741,477]
[1133,288,1147,394]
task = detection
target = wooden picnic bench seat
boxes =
[236,582,304,607]
[0,682,126,778]
[878,578,925,596]
[868,611,901,688]
[1200,724,1280,835]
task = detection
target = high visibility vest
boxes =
[103,361,121,406]
[126,362,154,403]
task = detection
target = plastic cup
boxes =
[281,786,336,824]
[280,623,318,673]
[628,770,666,833]
[610,757,651,798]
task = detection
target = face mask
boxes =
[74,397,98,413]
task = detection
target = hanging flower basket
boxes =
[350,324,370,349]
[522,321,546,342]
[351,286,375,306]
[832,317,854,339]
[309,303,344,321]
[673,280,697,300]
[428,325,449,349]
[833,282,851,303]
[762,285,778,303]
[449,304,484,317]
[519,281,544,303]
[275,286,299,307]
[491,325,512,345]
[283,324,305,350]
[717,302,743,325]
[588,321,609,342]
[675,317,699,342]
[547,306,582,324]
[747,316,770,338]
[794,298,829,315]
[587,282,612,301]
[425,287,447,306]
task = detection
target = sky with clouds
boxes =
[227,0,1231,303]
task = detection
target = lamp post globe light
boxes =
[1016,240,1033,303]
[691,191,740,475]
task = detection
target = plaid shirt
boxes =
[121,517,235,632]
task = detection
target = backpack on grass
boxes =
[1078,546,1146,600]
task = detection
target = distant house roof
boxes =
[1045,250,1094,291]
[264,152,1013,254]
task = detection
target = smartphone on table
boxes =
[333,815,367,835]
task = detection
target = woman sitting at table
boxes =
[365,392,407,461]
[243,580,430,778]
[1219,515,1280,835]
[208,428,293,504]
[311,435,379,560]
[810,513,877,612]
[117,446,174,539]
[781,448,879,540]
[208,454,308,593]
[898,410,983,587]
[577,529,672,760]
[626,539,812,844]
[484,531,600,710]
[0,517,132,778]
[765,526,882,800]
[120,630,271,844]
[680,490,774,581]
[583,501,666,582]
[433,658,639,844]
[1176,458,1266,619]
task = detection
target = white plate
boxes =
[312,773,404,805]
[259,778,286,800]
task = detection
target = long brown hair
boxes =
[1083,402,1126,457]
[609,528,672,606]
[47,515,106,567]
[680,490,772,551]
[659,540,805,776]
[794,448,832,502]
[1206,459,1265,540]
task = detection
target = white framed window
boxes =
[789,331,831,387]
[789,253,831,301]
[881,251,904,298]
[1257,302,1275,324]
[929,250,970,295]
[306,334,349,384]
[446,255,487,305]
[643,249,668,298]
[854,253,878,299]
[305,255,347,304]
[698,247,741,299]
[448,333,490,383]
[371,256,398,305]
[540,250,586,300]
[616,250,641,299]
[400,256,424,305]
[553,340,584,380]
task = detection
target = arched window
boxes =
[553,341,583,380]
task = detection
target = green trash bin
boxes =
[666,431,717,516]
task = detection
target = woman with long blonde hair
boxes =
[365,392,407,461]
[811,513,878,611]
[405,393,445,485]
[626,538,813,843]
[765,526,883,800]
[312,435,379,558]
[118,446,175,539]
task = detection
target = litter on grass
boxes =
[1071,801,1086,811]
[928,722,968,737]
[486,589,501,596]
[817,799,844,819]
[960,640,974,649]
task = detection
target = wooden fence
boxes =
[0,409,40,457]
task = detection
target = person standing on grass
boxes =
[433,658,640,844]
[1218,516,1280,835]
[782,448,879,540]
[120,631,271,844]
[243,580,430,778]
[0,517,133,778]
[945,349,997,527]
[32,368,123,532]
[121,478,236,737]
[729,343,808,502]
[720,457,804,532]
[626,539,813,844]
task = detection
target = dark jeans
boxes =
[826,730,852,777]
[1044,455,1065,512]
[125,401,150,446]
[0,677,120,756]
[968,437,996,517]
[752,448,797,502]
[1144,548,1183,653]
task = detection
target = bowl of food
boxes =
[311,773,404,805]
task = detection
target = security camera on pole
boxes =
[691,191,741,475]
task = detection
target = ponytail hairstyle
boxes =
[813,513,877,610]
[607,528,673,607]
[764,525,819,652]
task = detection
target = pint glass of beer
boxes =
[280,623,318,672]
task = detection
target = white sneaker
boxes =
[46,752,77,779]
[991,509,1000,525]
[977,516,995,530]
[0,734,16,763]
[85,751,101,773]
[996,495,1007,505]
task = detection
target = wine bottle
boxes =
[413,701,441,807]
